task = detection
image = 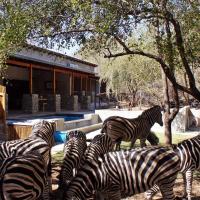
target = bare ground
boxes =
[51,161,200,200]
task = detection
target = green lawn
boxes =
[120,132,195,150]
[52,132,195,161]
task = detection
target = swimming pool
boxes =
[7,114,84,125]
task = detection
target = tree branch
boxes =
[104,47,195,96]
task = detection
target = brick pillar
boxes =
[73,95,78,111]
[55,94,61,112]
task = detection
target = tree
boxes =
[25,0,200,144]
[79,50,162,105]
[0,0,47,75]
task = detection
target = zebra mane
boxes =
[68,130,86,140]
[29,120,55,145]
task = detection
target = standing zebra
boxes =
[0,153,49,200]
[58,130,87,194]
[145,134,200,200]
[0,120,55,192]
[101,105,163,150]
[65,146,180,200]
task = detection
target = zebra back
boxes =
[0,137,50,164]
[58,130,87,189]
[29,120,56,148]
[65,146,180,200]
[0,153,49,200]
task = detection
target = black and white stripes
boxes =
[101,105,163,150]
[65,146,180,200]
[0,153,49,200]
[58,130,87,189]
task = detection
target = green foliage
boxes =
[0,0,47,74]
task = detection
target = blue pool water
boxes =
[38,114,84,121]
[7,114,84,124]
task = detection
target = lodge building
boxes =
[0,45,99,113]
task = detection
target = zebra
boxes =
[64,146,180,200]
[0,153,49,200]
[57,130,87,195]
[82,133,114,164]
[0,120,55,192]
[101,105,163,150]
[81,133,114,200]
[145,134,200,200]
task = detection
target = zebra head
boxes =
[30,120,56,147]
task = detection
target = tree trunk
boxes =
[164,118,172,144]
[162,68,172,145]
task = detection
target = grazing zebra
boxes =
[0,153,49,200]
[58,130,87,191]
[145,134,200,200]
[101,105,163,150]
[65,146,180,200]
[0,120,55,191]
[82,133,114,163]
[81,133,114,200]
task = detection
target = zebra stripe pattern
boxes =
[65,146,180,200]
[146,134,200,200]
[82,133,114,164]
[58,130,87,190]
[0,120,55,189]
[101,105,163,150]
[80,133,114,199]
[0,153,49,200]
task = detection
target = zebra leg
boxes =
[130,138,137,149]
[48,151,52,194]
[144,184,160,200]
[115,138,122,151]
[42,180,50,200]
[140,138,147,148]
[183,170,193,200]
[159,185,175,200]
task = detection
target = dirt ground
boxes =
[51,161,200,200]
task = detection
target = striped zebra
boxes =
[146,134,200,200]
[0,153,49,200]
[101,105,163,150]
[58,130,87,191]
[0,120,55,190]
[65,146,180,200]
[82,133,114,164]
[81,133,114,200]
